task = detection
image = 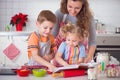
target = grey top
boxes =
[51,9,96,47]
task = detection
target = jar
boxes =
[106,64,120,78]
[87,67,98,80]
[96,52,110,71]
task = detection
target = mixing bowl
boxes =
[32,69,47,77]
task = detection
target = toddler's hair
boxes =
[37,10,56,24]
[61,23,84,38]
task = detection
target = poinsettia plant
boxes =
[10,13,28,27]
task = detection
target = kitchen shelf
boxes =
[0,31,31,36]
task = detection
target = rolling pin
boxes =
[52,69,86,78]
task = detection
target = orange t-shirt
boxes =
[27,32,56,59]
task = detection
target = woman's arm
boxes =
[51,9,64,37]
[85,18,96,63]
[85,46,96,63]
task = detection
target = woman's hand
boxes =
[84,55,93,63]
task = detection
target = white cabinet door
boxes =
[0,36,29,67]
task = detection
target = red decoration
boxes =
[16,23,23,31]
[10,13,28,31]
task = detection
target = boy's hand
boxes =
[48,64,57,72]
[43,52,55,62]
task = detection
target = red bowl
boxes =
[17,69,30,77]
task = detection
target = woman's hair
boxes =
[61,23,83,38]
[60,0,92,37]
[37,10,56,24]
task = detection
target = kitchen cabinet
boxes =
[0,31,31,67]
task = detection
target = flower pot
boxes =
[16,24,23,31]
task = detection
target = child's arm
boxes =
[31,50,56,70]
[74,58,85,64]
[43,52,55,62]
[55,52,69,66]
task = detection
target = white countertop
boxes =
[97,33,120,37]
[0,31,120,36]
[0,74,120,80]
[0,31,31,36]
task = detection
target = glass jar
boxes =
[87,67,98,80]
[106,64,120,78]
[96,52,110,71]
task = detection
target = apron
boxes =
[67,46,80,64]
[28,31,51,66]
[56,14,67,48]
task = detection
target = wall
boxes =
[0,0,60,31]
[0,0,120,32]
[88,0,120,32]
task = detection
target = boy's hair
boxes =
[37,10,56,24]
[61,23,84,38]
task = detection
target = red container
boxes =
[17,69,30,77]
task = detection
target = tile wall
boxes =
[0,0,120,33]
[0,0,60,31]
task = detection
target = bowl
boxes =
[32,69,47,77]
[17,69,30,77]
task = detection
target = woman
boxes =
[51,0,96,63]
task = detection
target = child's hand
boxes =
[73,59,84,64]
[48,64,57,72]
[43,53,55,62]
[73,61,80,64]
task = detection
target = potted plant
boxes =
[10,13,28,31]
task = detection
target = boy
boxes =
[27,10,57,70]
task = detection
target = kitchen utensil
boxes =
[115,27,120,33]
[3,43,20,60]
[17,69,30,77]
[32,69,47,77]
[52,69,86,78]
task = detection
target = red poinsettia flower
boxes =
[10,13,28,27]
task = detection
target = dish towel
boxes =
[3,43,20,60]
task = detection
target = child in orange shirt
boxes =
[27,10,57,70]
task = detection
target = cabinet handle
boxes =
[103,40,106,43]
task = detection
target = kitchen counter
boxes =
[0,74,120,80]
[97,33,120,37]
[0,31,120,36]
